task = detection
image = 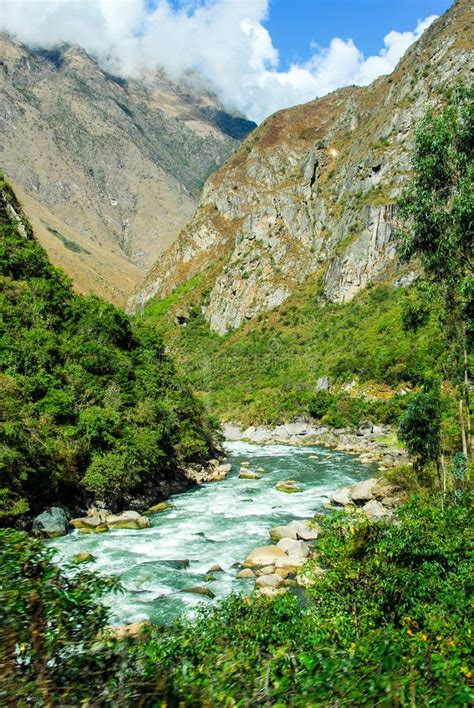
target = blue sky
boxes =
[2,0,454,121]
[265,0,452,68]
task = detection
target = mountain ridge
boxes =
[131,0,472,332]
[0,34,255,305]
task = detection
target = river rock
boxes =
[107,621,150,639]
[277,538,309,559]
[157,559,190,569]
[70,516,109,533]
[255,573,282,589]
[331,486,352,506]
[257,586,288,598]
[240,461,251,467]
[349,478,378,504]
[32,507,69,538]
[275,480,301,493]
[207,564,224,573]
[105,511,151,530]
[145,501,175,514]
[182,586,216,599]
[274,556,305,570]
[236,568,255,579]
[73,551,95,564]
[270,524,298,541]
[291,519,320,541]
[239,469,261,480]
[360,499,393,521]
[270,519,319,541]
[255,565,275,576]
[244,545,288,567]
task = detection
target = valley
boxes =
[0,0,472,704]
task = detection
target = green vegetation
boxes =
[0,179,217,523]
[398,85,473,458]
[2,488,472,705]
[0,529,127,705]
[143,276,442,427]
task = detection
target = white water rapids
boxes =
[50,441,374,624]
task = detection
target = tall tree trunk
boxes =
[463,346,471,458]
[459,398,468,458]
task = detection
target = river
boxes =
[50,441,374,625]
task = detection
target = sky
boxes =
[1,0,453,122]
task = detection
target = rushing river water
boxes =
[50,441,374,625]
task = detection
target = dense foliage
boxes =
[398,85,473,458]
[144,276,441,427]
[2,491,472,705]
[0,530,127,705]
[0,180,216,522]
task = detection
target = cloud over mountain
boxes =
[1,0,437,122]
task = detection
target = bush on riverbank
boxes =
[2,491,472,705]
[133,490,473,705]
[0,179,217,523]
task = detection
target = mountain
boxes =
[131,0,472,332]
[0,35,255,305]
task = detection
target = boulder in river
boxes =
[32,507,69,538]
[360,499,393,521]
[270,519,319,542]
[255,565,276,576]
[70,516,109,533]
[275,480,301,493]
[236,568,255,579]
[255,573,282,589]
[105,511,150,530]
[256,586,288,598]
[73,551,95,564]
[182,586,216,599]
[274,556,305,570]
[277,538,309,559]
[145,501,175,514]
[207,564,224,574]
[331,486,352,506]
[349,478,378,504]
[239,469,261,480]
[244,545,288,567]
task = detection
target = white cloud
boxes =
[0,0,438,122]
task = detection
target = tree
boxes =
[0,530,127,705]
[397,85,473,457]
[398,381,442,483]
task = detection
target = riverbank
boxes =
[224,419,410,471]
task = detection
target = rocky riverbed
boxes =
[236,475,399,597]
[224,419,410,470]
[49,440,379,624]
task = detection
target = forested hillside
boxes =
[0,178,217,524]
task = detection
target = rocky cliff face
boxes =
[0,35,255,305]
[131,0,472,332]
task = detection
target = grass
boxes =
[143,274,442,427]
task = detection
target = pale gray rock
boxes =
[276,538,310,559]
[32,507,69,538]
[349,478,378,503]
[331,487,352,506]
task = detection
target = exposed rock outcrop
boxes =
[1,34,255,305]
[131,1,473,331]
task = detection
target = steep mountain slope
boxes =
[132,0,472,332]
[0,177,218,523]
[0,35,255,305]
